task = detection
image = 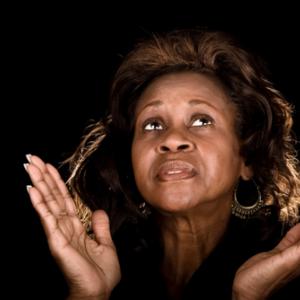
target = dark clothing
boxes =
[111,214,299,299]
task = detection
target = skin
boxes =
[132,72,251,214]
[132,72,252,298]
[24,72,300,300]
[25,155,120,300]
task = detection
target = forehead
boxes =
[135,72,232,114]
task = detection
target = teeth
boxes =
[167,170,182,175]
[157,160,196,181]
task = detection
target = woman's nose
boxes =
[157,130,195,153]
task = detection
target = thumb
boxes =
[275,223,300,252]
[91,210,114,246]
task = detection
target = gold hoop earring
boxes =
[231,179,264,219]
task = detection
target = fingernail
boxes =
[26,154,32,163]
[23,163,29,171]
[26,185,32,192]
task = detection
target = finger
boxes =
[27,155,68,212]
[46,163,76,215]
[25,163,63,216]
[275,223,300,251]
[27,186,75,252]
[26,154,47,172]
[92,210,114,247]
[26,185,60,238]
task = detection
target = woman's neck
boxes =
[157,209,231,299]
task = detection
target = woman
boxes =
[24,29,300,299]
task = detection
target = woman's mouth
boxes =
[156,160,197,182]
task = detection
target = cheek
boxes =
[131,149,149,200]
[203,137,242,177]
[131,139,150,181]
[212,142,243,182]
[131,138,159,199]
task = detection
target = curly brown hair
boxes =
[65,29,300,234]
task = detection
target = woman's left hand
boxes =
[232,223,300,300]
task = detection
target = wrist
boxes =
[67,290,109,300]
[232,287,267,300]
[67,295,108,300]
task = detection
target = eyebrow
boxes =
[188,99,218,110]
[140,98,218,112]
[141,100,163,110]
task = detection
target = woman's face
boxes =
[131,72,251,216]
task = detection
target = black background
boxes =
[7,5,300,299]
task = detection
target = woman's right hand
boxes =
[24,155,121,300]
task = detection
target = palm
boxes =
[233,223,300,299]
[25,155,121,299]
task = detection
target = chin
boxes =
[155,204,197,217]
[151,194,197,214]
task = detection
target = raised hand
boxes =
[232,223,300,300]
[24,155,121,300]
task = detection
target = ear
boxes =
[240,161,253,180]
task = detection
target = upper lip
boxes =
[156,159,198,181]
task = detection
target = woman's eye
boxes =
[191,116,213,127]
[143,120,164,131]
